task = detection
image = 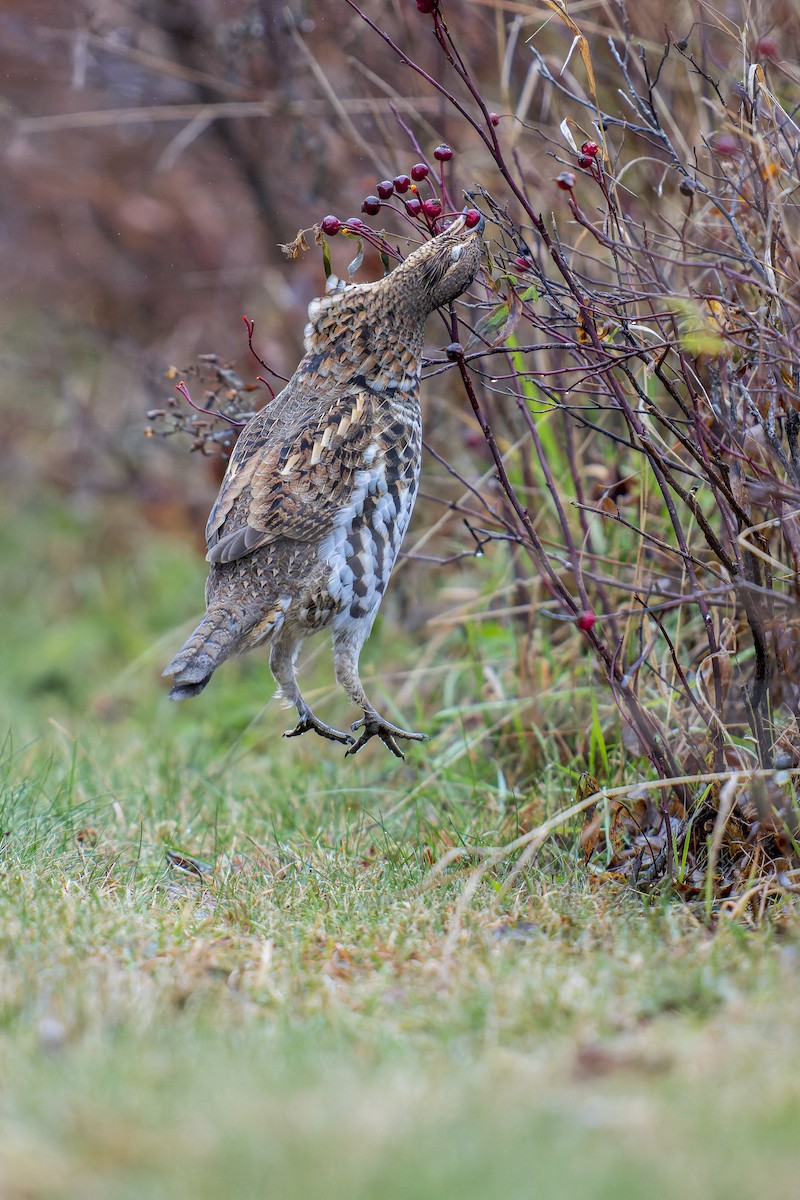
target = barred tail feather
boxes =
[163,608,242,701]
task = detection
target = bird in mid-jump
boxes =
[163,213,483,757]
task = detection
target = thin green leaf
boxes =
[466,283,522,351]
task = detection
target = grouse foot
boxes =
[284,709,354,747]
[345,713,429,760]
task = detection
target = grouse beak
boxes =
[444,210,485,237]
[444,214,467,236]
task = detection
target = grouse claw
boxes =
[284,712,354,746]
[345,715,429,760]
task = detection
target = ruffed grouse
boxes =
[164,213,483,757]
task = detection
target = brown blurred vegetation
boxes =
[4,0,794,547]
[1,0,519,543]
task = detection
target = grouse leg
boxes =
[269,636,354,746]
[332,628,429,759]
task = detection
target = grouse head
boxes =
[392,212,484,315]
[300,212,484,381]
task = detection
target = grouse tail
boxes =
[163,608,241,701]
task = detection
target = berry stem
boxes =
[255,376,276,400]
[388,100,429,166]
[175,380,247,428]
[242,316,289,382]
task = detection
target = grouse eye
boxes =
[450,245,463,262]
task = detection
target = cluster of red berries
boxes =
[361,163,436,219]
[577,140,599,169]
[555,140,600,192]
[320,143,481,237]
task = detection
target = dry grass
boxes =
[1,499,800,1196]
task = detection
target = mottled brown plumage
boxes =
[164,214,483,756]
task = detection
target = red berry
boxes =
[411,163,430,181]
[755,35,780,61]
[489,112,500,126]
[423,198,442,219]
[320,215,340,236]
[393,174,411,193]
[361,195,381,215]
[556,171,576,190]
[576,611,596,632]
[405,197,423,217]
[463,209,482,229]
[713,133,738,157]
[416,0,436,10]
[376,180,394,199]
[344,217,363,229]
[433,143,453,161]
[581,141,599,157]
[578,154,593,169]
[514,254,533,270]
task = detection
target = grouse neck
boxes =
[301,281,426,398]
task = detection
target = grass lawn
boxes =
[2,504,799,1199]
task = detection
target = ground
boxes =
[1,505,799,1200]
